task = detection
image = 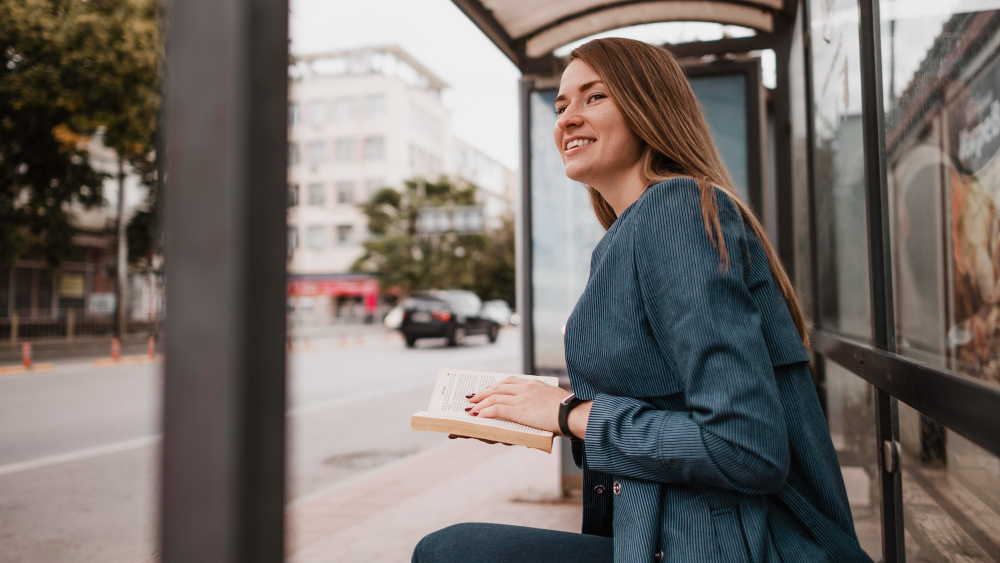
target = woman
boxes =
[413,38,871,563]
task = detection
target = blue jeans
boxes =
[412,523,613,563]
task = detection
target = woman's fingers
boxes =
[467,381,525,403]
[468,393,515,415]
[474,402,515,421]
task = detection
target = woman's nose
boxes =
[557,106,583,129]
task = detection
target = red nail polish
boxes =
[465,393,475,399]
[464,407,472,412]
[471,411,479,416]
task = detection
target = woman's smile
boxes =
[564,137,596,156]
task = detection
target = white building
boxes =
[286,45,515,276]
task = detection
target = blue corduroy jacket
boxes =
[565,178,872,563]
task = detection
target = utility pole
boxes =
[116,155,128,339]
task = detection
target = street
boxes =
[0,326,522,563]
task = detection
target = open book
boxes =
[411,368,561,453]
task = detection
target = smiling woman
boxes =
[412,37,868,563]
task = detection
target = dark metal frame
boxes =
[518,77,536,377]
[159,0,289,560]
[855,0,905,560]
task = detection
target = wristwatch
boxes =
[558,393,584,440]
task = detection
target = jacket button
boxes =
[654,550,664,561]
[613,481,622,495]
[594,484,605,494]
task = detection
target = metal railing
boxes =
[0,309,162,346]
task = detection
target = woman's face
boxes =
[554,59,642,186]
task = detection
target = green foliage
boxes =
[351,177,515,303]
[0,0,162,267]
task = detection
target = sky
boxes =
[289,0,522,170]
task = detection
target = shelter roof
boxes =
[451,0,792,73]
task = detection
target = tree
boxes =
[351,177,515,304]
[0,0,107,266]
[1,0,162,335]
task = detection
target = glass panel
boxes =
[882,2,1000,389]
[528,88,605,373]
[689,73,750,202]
[808,0,873,341]
[822,356,883,559]
[790,5,814,311]
[899,402,1000,562]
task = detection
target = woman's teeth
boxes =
[566,139,594,150]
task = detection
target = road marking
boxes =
[0,436,160,477]
[0,381,431,477]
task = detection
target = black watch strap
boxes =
[559,393,584,440]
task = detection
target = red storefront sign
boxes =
[287,278,379,298]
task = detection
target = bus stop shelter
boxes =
[159,1,1000,562]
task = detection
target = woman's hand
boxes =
[466,377,591,438]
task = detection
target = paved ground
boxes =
[0,325,559,563]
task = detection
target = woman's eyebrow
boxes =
[554,80,605,105]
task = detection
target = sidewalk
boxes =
[287,437,581,563]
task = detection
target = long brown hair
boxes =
[569,38,810,349]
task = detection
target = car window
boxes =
[441,291,481,315]
[403,297,446,312]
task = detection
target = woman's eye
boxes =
[555,106,566,116]
[588,93,606,103]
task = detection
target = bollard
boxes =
[67,310,75,345]
[148,335,155,358]
[111,337,121,362]
[21,342,31,369]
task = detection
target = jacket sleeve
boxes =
[582,180,790,495]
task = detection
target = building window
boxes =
[334,97,356,121]
[335,138,357,162]
[336,225,354,246]
[287,227,298,254]
[306,141,328,164]
[307,183,325,206]
[287,183,299,208]
[289,142,300,165]
[336,181,354,204]
[364,136,384,160]
[307,100,326,127]
[288,102,300,127]
[365,94,386,117]
[306,225,326,250]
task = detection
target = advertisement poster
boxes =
[948,53,1000,383]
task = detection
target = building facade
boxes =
[286,45,515,278]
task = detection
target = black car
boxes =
[399,290,500,348]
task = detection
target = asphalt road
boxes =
[0,326,522,563]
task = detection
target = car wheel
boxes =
[487,323,499,343]
[447,326,465,347]
[405,336,417,348]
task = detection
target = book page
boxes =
[428,369,505,413]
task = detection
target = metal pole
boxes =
[856,0,904,560]
[518,77,535,378]
[159,0,289,559]
[116,156,128,339]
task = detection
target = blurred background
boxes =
[3,0,1000,562]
